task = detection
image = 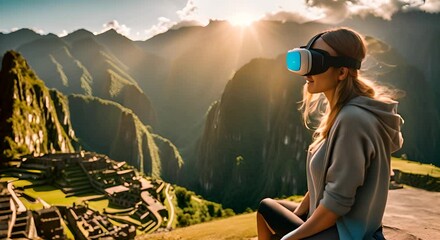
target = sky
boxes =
[0,0,439,40]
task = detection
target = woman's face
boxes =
[305,38,342,102]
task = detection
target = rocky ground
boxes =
[383,187,440,240]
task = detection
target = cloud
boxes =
[58,30,68,37]
[262,11,304,23]
[171,19,207,30]
[142,0,438,40]
[100,20,131,36]
[144,0,207,39]
[346,0,404,20]
[174,0,208,29]
[177,0,198,19]
[303,0,407,23]
[144,17,175,39]
[305,0,439,23]
[305,0,352,23]
[419,0,440,13]
[30,27,45,35]
[262,7,324,23]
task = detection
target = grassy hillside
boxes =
[391,157,440,191]
[139,159,440,240]
[142,213,257,240]
[391,157,440,178]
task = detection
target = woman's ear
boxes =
[338,67,349,81]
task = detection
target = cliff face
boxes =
[68,95,183,181]
[0,51,77,160]
[196,56,311,211]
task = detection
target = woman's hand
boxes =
[281,204,339,240]
[293,192,310,217]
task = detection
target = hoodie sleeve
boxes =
[320,106,376,216]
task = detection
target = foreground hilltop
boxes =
[143,159,440,240]
[144,187,440,240]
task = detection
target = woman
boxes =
[257,28,404,240]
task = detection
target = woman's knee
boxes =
[258,198,275,214]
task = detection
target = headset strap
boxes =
[304,32,326,49]
[306,35,362,70]
[327,56,362,69]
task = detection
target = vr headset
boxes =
[286,32,361,76]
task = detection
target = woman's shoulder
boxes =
[332,101,381,135]
[338,96,391,122]
[337,104,377,124]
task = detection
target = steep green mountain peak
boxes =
[0,51,77,160]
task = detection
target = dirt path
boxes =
[383,187,440,240]
[165,184,175,229]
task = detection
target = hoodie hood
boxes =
[347,96,404,153]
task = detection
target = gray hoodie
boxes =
[306,96,404,240]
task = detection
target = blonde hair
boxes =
[300,28,395,150]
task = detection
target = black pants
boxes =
[258,198,339,240]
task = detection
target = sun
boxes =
[228,13,257,27]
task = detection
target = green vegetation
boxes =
[283,195,305,203]
[10,179,34,188]
[391,157,440,191]
[50,54,69,87]
[86,199,111,212]
[152,134,184,183]
[68,94,183,181]
[23,185,81,206]
[391,157,440,178]
[172,186,235,227]
[236,156,244,166]
[0,51,77,160]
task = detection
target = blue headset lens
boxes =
[286,51,301,71]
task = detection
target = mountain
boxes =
[1,15,439,167]
[68,94,183,181]
[93,29,169,131]
[138,13,440,168]
[137,20,326,146]
[61,28,95,43]
[0,29,42,59]
[0,50,182,181]
[364,36,440,164]
[0,51,77,160]
[7,30,158,128]
[195,55,310,211]
[140,13,440,165]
